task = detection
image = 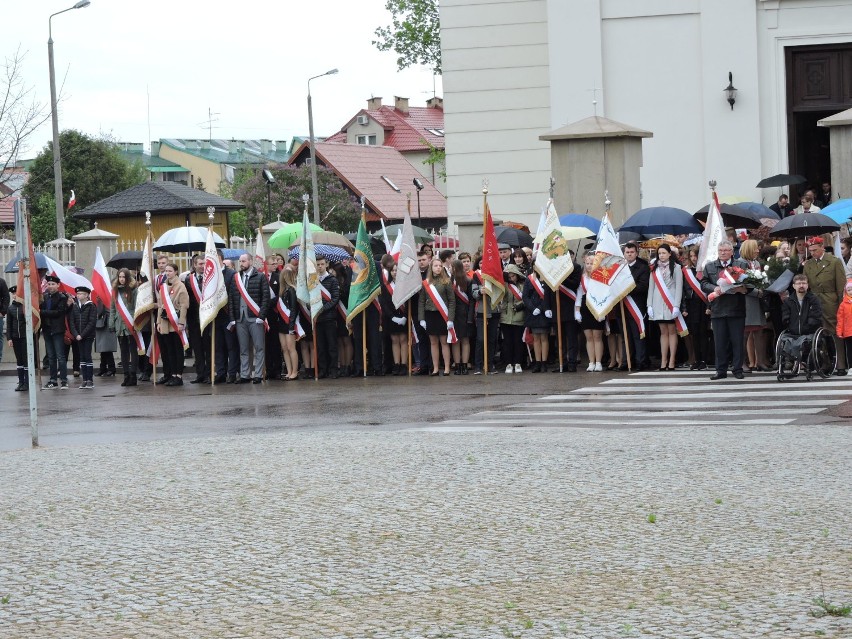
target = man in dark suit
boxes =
[214,249,240,384]
[700,240,749,380]
[183,254,209,384]
[623,242,650,370]
[552,253,582,372]
[769,194,793,218]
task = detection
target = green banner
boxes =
[346,213,381,322]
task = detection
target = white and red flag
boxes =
[199,228,227,332]
[133,232,157,329]
[67,190,76,210]
[696,190,725,278]
[91,246,112,306]
[391,208,422,308]
[390,229,402,263]
[44,255,93,297]
[583,212,635,321]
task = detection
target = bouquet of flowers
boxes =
[709,266,747,301]
[744,267,769,290]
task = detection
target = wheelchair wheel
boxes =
[775,330,798,381]
[810,327,837,379]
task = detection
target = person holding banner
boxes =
[183,255,209,384]
[701,241,749,380]
[276,265,300,381]
[623,243,650,371]
[379,258,409,376]
[419,257,456,376]
[315,255,340,379]
[575,252,606,372]
[647,244,685,371]
[682,247,710,370]
[110,268,140,386]
[522,269,554,373]
[156,263,190,387]
[229,253,270,384]
[500,265,527,373]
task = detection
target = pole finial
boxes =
[709,180,717,192]
[549,177,555,199]
[207,206,215,222]
[145,211,151,227]
[604,190,611,213]
[482,178,489,195]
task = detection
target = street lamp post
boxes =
[413,178,424,223]
[262,169,275,227]
[307,68,338,226]
[48,0,91,240]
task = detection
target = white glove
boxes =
[447,320,454,329]
[647,307,654,320]
[544,310,553,319]
[671,307,681,318]
[255,318,265,324]
[227,321,235,331]
[420,320,427,329]
[392,316,405,326]
[532,308,541,316]
[574,310,582,322]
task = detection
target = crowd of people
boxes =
[5,228,852,390]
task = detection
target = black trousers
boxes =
[118,335,139,376]
[78,337,94,381]
[501,324,525,366]
[352,305,383,374]
[187,319,207,377]
[626,313,648,368]
[139,330,153,374]
[554,320,580,364]
[158,331,184,378]
[712,316,745,375]
[475,314,500,371]
[265,315,282,378]
[315,320,338,376]
[215,317,239,377]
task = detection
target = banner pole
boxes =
[362,309,368,377]
[312,319,318,380]
[210,323,216,386]
[18,200,39,447]
[620,300,632,371]
[151,310,157,384]
[407,301,412,376]
[483,291,489,374]
[556,290,563,372]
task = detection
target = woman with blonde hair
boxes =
[418,257,456,376]
[575,251,606,372]
[277,265,300,380]
[109,268,139,387]
[740,239,770,371]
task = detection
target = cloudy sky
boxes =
[8,0,442,159]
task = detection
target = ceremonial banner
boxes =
[533,200,574,290]
[133,232,156,329]
[44,255,94,297]
[585,213,635,321]
[480,203,505,307]
[696,190,725,277]
[346,212,381,322]
[296,211,322,321]
[199,228,227,332]
[13,201,41,332]
[390,229,403,263]
[91,247,112,306]
[391,209,422,308]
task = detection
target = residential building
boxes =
[116,142,190,184]
[440,0,852,230]
[289,141,447,227]
[325,96,446,194]
[0,166,29,227]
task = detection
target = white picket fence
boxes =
[1,239,77,286]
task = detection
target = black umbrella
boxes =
[767,213,839,239]
[619,206,703,238]
[106,250,142,269]
[694,203,762,229]
[5,252,49,273]
[756,173,807,188]
[494,226,533,249]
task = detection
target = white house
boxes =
[441,0,852,229]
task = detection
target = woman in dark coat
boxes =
[379,255,409,375]
[451,259,473,375]
[418,257,456,376]
[522,269,554,372]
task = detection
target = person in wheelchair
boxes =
[780,274,823,366]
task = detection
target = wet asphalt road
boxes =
[0,363,597,451]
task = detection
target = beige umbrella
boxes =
[288,230,354,252]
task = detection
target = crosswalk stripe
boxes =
[443,418,797,426]
[586,382,851,392]
[514,400,844,409]
[553,390,851,399]
[602,378,852,386]
[482,408,825,417]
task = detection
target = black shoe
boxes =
[138,372,150,382]
[237,377,252,384]
[15,383,26,392]
[190,377,209,384]
[156,376,170,385]
[166,377,183,386]
[252,377,262,384]
[95,370,105,377]
[618,364,629,371]
[709,373,727,380]
[126,374,137,387]
[227,375,237,384]
[213,374,226,384]
[120,375,129,387]
[103,370,115,377]
[733,371,744,379]
[462,363,470,375]
[834,369,848,376]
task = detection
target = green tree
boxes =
[374,0,441,74]
[23,130,146,243]
[218,167,256,239]
[234,164,361,235]
[421,138,446,182]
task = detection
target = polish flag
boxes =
[91,246,113,305]
[390,229,402,262]
[44,255,93,297]
[68,190,77,210]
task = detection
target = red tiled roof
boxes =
[332,106,444,152]
[0,197,15,225]
[288,142,446,222]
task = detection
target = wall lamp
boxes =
[724,72,737,110]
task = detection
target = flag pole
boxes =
[482,183,489,374]
[407,300,412,376]
[312,319,318,380]
[151,310,157,384]
[620,300,632,371]
[18,200,39,447]
[211,323,216,386]
[556,287,563,372]
[362,310,368,377]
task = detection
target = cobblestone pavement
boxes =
[1,425,851,638]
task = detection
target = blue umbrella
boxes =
[821,199,852,224]
[288,244,351,263]
[5,251,49,273]
[737,202,780,221]
[558,213,601,232]
[619,207,703,238]
[221,248,244,261]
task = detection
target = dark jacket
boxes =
[782,291,823,336]
[5,300,25,340]
[700,258,748,318]
[70,300,98,340]
[40,290,71,335]
[216,267,237,323]
[522,275,553,330]
[554,263,582,321]
[228,268,270,321]
[0,277,9,315]
[316,271,339,323]
[183,270,204,326]
[628,259,650,308]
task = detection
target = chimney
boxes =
[426,96,444,110]
[260,139,273,155]
[150,141,160,156]
[394,96,409,114]
[228,139,238,154]
[367,96,383,110]
[185,139,199,150]
[276,140,289,154]
[201,140,211,150]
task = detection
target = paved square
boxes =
[1,424,850,637]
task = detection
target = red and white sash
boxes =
[187,273,202,304]
[160,282,189,348]
[409,316,419,344]
[682,266,708,303]
[425,282,457,343]
[234,271,268,331]
[382,269,395,296]
[507,283,523,301]
[651,267,688,337]
[277,296,291,322]
[622,296,646,339]
[319,282,348,324]
[453,282,469,305]
[559,283,577,303]
[115,291,145,354]
[528,273,545,299]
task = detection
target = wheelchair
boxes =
[775,328,836,381]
